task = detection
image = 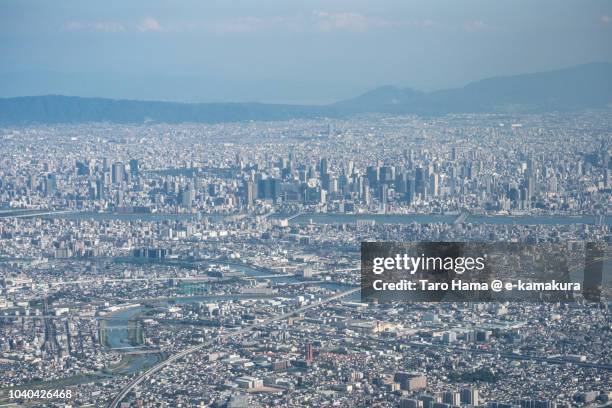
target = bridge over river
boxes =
[107,287,360,408]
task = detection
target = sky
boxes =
[1,0,611,104]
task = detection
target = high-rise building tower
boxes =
[112,162,125,184]
[319,158,329,176]
[44,174,57,197]
[244,180,254,207]
[460,387,479,405]
[430,173,439,197]
[129,159,139,178]
[415,167,426,198]
[366,166,379,187]
[305,342,313,363]
[96,178,105,200]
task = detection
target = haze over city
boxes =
[1,0,612,103]
[0,2,610,408]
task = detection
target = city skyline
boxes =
[0,2,610,407]
[0,113,610,406]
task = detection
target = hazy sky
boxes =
[1,0,611,103]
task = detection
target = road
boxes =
[107,286,360,408]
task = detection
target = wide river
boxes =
[285,213,610,226]
[104,263,359,373]
[4,210,604,226]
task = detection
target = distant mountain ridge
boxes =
[0,96,326,125]
[1,63,611,124]
[334,62,612,114]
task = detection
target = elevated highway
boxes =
[107,286,359,408]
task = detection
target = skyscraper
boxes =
[129,159,139,178]
[460,387,479,406]
[366,166,379,188]
[44,174,56,197]
[112,162,125,184]
[430,173,439,197]
[180,184,195,207]
[96,178,105,200]
[319,158,329,176]
[442,391,460,406]
[380,166,394,184]
[244,180,255,207]
[415,167,426,198]
[305,342,313,363]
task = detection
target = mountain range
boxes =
[1,63,611,125]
